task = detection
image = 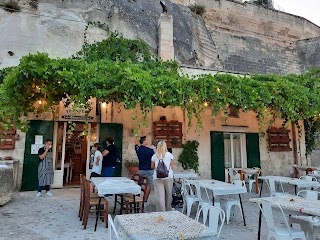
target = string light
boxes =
[204,102,208,107]
[101,102,107,108]
[38,100,42,105]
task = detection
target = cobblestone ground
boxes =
[0,184,319,240]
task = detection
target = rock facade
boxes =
[0,0,320,74]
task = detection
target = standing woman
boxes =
[151,140,174,212]
[101,137,118,177]
[36,139,54,197]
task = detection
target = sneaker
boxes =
[36,192,41,197]
[46,191,53,197]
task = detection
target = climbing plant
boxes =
[178,140,200,172]
[0,28,320,137]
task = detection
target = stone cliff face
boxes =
[0,0,320,74]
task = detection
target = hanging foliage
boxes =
[0,29,319,135]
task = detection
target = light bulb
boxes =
[204,102,208,107]
[38,100,42,105]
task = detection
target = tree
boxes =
[249,0,274,9]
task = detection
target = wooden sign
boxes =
[58,98,96,122]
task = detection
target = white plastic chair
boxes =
[311,171,318,175]
[224,180,245,224]
[298,176,318,191]
[289,190,320,240]
[245,167,260,193]
[196,206,225,240]
[108,215,119,240]
[194,181,222,225]
[181,178,199,217]
[228,169,240,183]
[265,177,286,196]
[257,199,306,240]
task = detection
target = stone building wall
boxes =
[296,36,320,71]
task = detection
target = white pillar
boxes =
[158,13,174,61]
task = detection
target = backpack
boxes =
[156,159,169,178]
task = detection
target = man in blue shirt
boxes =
[135,136,154,201]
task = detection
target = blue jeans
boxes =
[102,167,115,177]
[38,183,50,193]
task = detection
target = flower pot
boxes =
[128,166,139,175]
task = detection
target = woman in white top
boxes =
[151,140,174,212]
[90,143,103,178]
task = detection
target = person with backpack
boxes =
[151,140,174,212]
[101,137,118,177]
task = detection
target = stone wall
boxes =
[173,0,320,41]
[296,36,320,71]
[0,166,13,206]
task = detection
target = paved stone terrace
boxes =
[0,184,319,240]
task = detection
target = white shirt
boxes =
[92,150,103,175]
[152,152,174,179]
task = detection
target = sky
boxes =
[272,0,320,26]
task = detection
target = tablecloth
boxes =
[250,194,320,217]
[91,177,141,196]
[259,176,320,188]
[228,168,260,176]
[114,211,216,240]
[173,172,198,179]
[190,179,247,196]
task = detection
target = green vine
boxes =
[0,28,319,137]
[178,140,200,172]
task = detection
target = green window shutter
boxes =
[246,133,261,168]
[99,123,123,177]
[21,121,54,191]
[211,131,225,181]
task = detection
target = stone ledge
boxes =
[0,193,12,206]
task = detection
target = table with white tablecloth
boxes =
[173,171,198,179]
[190,179,247,225]
[114,211,217,240]
[293,165,320,177]
[250,194,320,240]
[90,177,141,231]
[227,167,261,193]
[258,176,320,194]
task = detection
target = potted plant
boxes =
[124,159,139,175]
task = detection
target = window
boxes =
[223,133,247,168]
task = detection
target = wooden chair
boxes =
[78,174,99,221]
[123,176,149,214]
[113,174,148,214]
[113,174,143,214]
[82,179,108,229]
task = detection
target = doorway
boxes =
[54,122,97,186]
